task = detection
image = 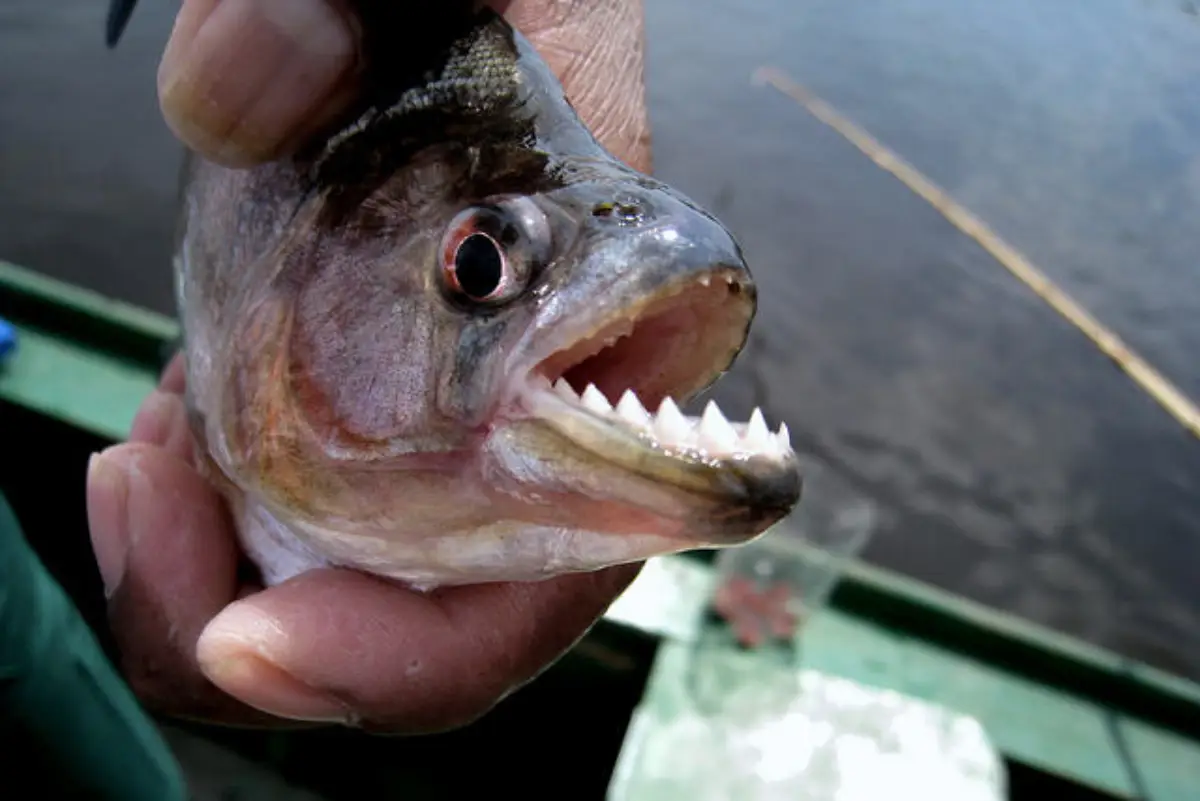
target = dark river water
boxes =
[2,0,1199,682]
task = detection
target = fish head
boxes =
[185,10,801,586]
[475,168,801,550]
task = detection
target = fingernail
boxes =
[201,652,351,723]
[86,451,130,597]
[158,0,358,166]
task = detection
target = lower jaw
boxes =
[487,414,715,505]
[271,489,707,588]
[508,395,738,494]
[245,453,774,589]
[483,416,795,547]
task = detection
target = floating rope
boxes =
[752,66,1200,441]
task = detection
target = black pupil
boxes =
[454,234,504,299]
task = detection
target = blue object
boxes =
[0,316,16,362]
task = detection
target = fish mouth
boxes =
[505,265,801,540]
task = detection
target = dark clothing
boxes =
[0,490,187,800]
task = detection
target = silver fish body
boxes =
[173,9,802,589]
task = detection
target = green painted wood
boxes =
[1117,721,1200,801]
[0,260,178,372]
[0,324,157,442]
[829,558,1200,741]
[0,259,173,440]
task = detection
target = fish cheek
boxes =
[441,304,531,425]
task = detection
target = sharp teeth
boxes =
[616,389,652,428]
[655,397,692,444]
[553,378,577,402]
[699,400,738,453]
[544,374,789,461]
[776,422,792,453]
[581,383,612,414]
[746,407,771,451]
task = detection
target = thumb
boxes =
[157,0,362,168]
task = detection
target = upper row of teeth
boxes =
[548,378,792,459]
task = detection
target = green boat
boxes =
[1,257,1197,800]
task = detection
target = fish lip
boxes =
[505,262,754,403]
[494,263,800,521]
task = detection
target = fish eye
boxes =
[450,233,505,301]
[439,199,549,308]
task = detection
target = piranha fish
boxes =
[113,3,802,589]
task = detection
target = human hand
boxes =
[87,0,650,731]
[155,0,652,172]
